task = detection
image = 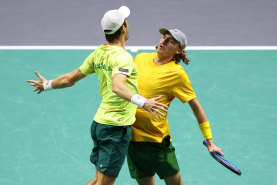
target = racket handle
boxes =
[203,140,208,147]
[203,140,221,156]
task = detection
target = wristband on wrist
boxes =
[199,121,213,140]
[131,94,147,108]
[43,80,53,90]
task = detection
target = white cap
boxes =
[159,28,188,48]
[101,6,130,35]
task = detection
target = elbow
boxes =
[112,85,120,94]
[112,83,123,95]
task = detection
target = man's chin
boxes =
[156,47,164,53]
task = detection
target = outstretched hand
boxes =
[143,96,168,119]
[26,71,46,94]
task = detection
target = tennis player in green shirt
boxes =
[27,6,168,185]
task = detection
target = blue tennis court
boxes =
[1,49,276,185]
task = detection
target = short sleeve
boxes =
[79,52,95,76]
[112,53,134,77]
[171,69,196,103]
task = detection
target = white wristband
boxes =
[131,94,147,108]
[43,80,53,90]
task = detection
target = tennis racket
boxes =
[203,140,242,176]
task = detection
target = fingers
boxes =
[27,80,41,88]
[150,103,168,113]
[27,71,45,95]
[149,105,167,116]
[33,87,43,95]
[209,147,224,156]
[26,80,37,83]
[152,108,165,117]
[144,96,169,118]
[30,83,38,87]
[151,96,169,109]
[27,71,46,83]
[37,90,43,94]
[149,110,158,119]
[33,87,39,92]
[153,95,162,101]
[155,101,168,109]
[217,150,224,156]
[155,104,168,112]
[35,71,45,80]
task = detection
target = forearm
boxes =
[50,68,85,89]
[188,100,223,154]
[189,98,213,141]
[51,73,75,89]
[112,74,149,109]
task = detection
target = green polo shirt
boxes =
[79,44,139,126]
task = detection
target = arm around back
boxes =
[112,73,134,101]
[112,73,168,119]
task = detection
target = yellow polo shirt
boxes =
[131,52,196,142]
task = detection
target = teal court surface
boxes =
[0,48,276,185]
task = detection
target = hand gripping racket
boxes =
[203,140,242,176]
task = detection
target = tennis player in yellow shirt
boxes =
[127,28,224,185]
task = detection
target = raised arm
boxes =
[27,68,86,94]
[188,98,224,156]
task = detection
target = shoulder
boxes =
[168,62,185,71]
[106,47,134,65]
[116,51,133,65]
[136,52,156,58]
[170,63,190,80]
[110,50,134,68]
[135,52,157,62]
[122,50,133,60]
[84,50,97,63]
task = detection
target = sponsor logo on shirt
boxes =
[119,68,129,73]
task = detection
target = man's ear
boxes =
[121,25,126,34]
[175,48,182,55]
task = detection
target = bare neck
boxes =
[153,53,174,65]
[107,36,126,50]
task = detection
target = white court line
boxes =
[0,46,277,52]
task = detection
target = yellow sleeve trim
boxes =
[199,122,213,140]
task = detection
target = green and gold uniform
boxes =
[127,52,196,179]
[80,44,138,178]
[80,44,139,126]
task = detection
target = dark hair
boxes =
[104,21,127,42]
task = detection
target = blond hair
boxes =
[173,49,190,65]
